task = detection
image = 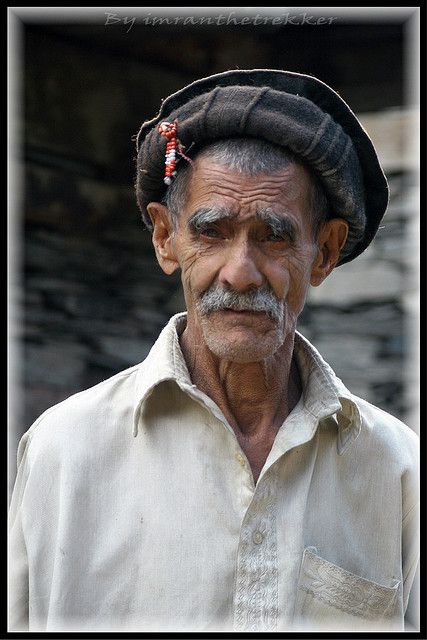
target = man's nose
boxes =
[218,240,264,291]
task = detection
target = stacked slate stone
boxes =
[22,170,183,433]
[301,170,415,421]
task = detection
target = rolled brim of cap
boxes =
[135,69,389,266]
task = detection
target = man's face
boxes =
[164,158,321,363]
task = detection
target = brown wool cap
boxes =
[135,69,389,265]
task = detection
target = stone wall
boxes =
[301,166,419,427]
[9,21,419,480]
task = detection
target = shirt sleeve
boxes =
[402,499,419,614]
[8,432,32,631]
[401,438,420,625]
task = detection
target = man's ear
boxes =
[146,202,179,275]
[310,218,349,286]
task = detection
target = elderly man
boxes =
[9,70,418,633]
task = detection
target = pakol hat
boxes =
[135,69,389,265]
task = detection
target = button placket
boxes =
[234,470,279,632]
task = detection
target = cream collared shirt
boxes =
[9,313,419,632]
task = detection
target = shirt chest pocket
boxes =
[293,548,401,632]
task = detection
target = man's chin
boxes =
[206,338,282,363]
[200,317,285,362]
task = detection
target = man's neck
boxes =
[179,320,302,482]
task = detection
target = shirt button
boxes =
[235,452,246,467]
[252,531,264,545]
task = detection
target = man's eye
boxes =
[200,226,221,238]
[264,233,286,242]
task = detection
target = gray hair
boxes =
[162,137,329,235]
[198,283,283,323]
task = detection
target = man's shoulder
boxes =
[18,361,147,466]
[351,393,418,464]
[297,330,418,462]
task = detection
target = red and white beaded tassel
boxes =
[158,120,194,185]
[158,121,178,185]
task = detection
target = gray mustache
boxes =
[198,285,283,323]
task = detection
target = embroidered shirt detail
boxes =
[234,471,279,631]
[299,550,399,620]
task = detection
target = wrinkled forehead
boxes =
[183,157,313,213]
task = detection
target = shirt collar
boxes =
[133,312,191,436]
[133,312,361,450]
[292,331,362,453]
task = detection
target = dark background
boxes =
[9,8,419,479]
